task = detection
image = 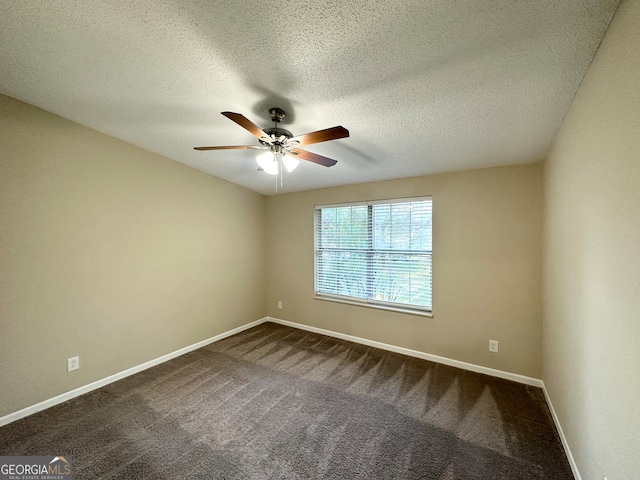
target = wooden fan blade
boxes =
[290,149,338,167]
[194,145,264,151]
[221,112,272,142]
[289,126,349,147]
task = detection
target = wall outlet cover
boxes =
[67,356,80,372]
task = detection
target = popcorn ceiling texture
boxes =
[0,0,620,195]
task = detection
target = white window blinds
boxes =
[314,197,432,312]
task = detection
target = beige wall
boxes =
[542,0,640,478]
[266,164,543,378]
[0,95,266,417]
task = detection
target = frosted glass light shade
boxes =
[282,155,299,173]
[257,151,279,175]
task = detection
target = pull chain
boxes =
[273,155,284,194]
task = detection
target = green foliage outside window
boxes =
[315,198,432,311]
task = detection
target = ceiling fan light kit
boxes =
[256,150,299,175]
[194,107,349,187]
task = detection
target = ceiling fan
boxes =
[194,108,349,175]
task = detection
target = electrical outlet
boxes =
[67,356,80,372]
[277,301,282,310]
[489,340,499,353]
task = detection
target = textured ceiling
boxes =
[0,1,619,195]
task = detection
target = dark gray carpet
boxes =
[0,322,573,479]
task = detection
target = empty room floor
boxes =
[0,322,572,479]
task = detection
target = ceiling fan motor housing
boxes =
[256,108,293,146]
[261,127,293,145]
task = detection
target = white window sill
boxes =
[313,295,433,318]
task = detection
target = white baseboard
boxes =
[0,317,269,428]
[267,316,543,387]
[1,314,578,480]
[541,384,581,480]
[268,316,580,479]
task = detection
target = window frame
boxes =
[314,196,433,317]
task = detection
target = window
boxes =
[314,197,432,314]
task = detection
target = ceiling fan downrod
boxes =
[268,107,286,125]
